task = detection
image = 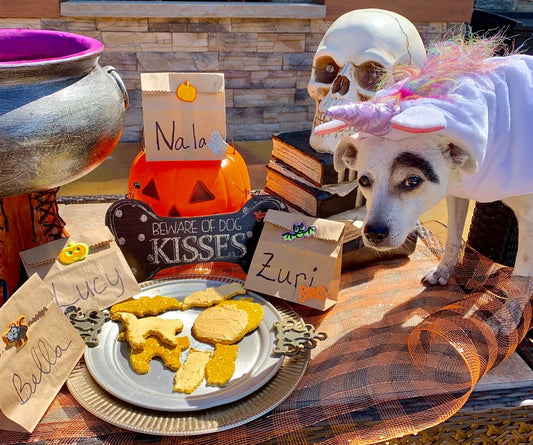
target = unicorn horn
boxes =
[315,100,400,136]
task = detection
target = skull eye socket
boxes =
[356,61,385,91]
[314,56,339,84]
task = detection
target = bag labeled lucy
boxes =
[0,274,86,432]
[245,210,344,311]
[20,226,141,312]
[141,72,226,162]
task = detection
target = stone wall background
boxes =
[0,17,459,142]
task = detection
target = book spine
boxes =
[265,167,358,218]
[271,139,348,186]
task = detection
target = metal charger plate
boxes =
[67,275,310,435]
[84,278,284,411]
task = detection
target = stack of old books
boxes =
[264,129,361,218]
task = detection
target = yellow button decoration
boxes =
[58,242,89,265]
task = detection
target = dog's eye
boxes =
[403,176,423,189]
[358,175,371,187]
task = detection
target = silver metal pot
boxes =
[0,29,129,197]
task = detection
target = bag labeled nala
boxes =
[141,72,226,162]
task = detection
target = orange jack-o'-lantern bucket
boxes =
[128,147,251,217]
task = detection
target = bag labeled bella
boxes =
[0,274,86,432]
[141,72,226,162]
[20,226,141,312]
[245,210,344,311]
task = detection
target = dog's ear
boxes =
[334,136,359,172]
[445,142,478,174]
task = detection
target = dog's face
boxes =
[335,133,472,250]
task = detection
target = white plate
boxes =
[84,278,284,412]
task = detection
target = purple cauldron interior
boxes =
[0,29,103,64]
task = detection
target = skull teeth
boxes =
[313,110,355,135]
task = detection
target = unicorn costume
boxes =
[317,47,533,203]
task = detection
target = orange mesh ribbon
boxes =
[0,228,530,445]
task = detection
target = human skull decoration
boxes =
[308,9,427,153]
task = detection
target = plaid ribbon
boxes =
[0,233,530,445]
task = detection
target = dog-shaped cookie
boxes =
[317,38,533,284]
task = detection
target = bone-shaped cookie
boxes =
[116,312,184,348]
[105,195,287,282]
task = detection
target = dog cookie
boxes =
[173,348,212,394]
[192,305,248,345]
[110,295,181,320]
[115,312,184,348]
[130,335,190,374]
[181,282,246,310]
[217,298,264,334]
[205,344,239,387]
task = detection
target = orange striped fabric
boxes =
[0,229,530,445]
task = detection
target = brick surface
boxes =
[219,52,283,71]
[283,52,314,71]
[188,18,232,33]
[148,18,188,33]
[96,18,148,32]
[137,51,219,72]
[257,33,306,53]
[102,31,172,52]
[209,32,258,52]
[233,88,296,107]
[41,18,97,32]
[251,71,297,89]
[231,18,311,34]
[0,18,41,28]
[172,32,209,52]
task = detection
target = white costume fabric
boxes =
[389,55,533,202]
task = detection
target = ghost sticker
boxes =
[2,315,29,348]
[282,222,317,241]
[206,129,229,155]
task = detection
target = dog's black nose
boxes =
[364,223,389,244]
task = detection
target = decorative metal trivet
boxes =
[65,307,109,347]
[272,318,327,356]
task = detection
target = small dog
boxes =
[317,39,533,285]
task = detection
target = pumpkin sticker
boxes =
[58,242,90,265]
[176,81,197,103]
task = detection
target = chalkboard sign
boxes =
[105,196,287,282]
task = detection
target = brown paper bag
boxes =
[141,72,226,162]
[245,210,344,311]
[0,274,86,432]
[20,226,141,312]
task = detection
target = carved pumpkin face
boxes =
[128,148,251,217]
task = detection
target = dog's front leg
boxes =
[422,196,469,285]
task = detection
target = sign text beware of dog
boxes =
[105,196,287,281]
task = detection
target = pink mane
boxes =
[378,34,508,101]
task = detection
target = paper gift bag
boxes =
[141,72,226,162]
[0,274,86,432]
[20,226,141,312]
[245,210,344,310]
